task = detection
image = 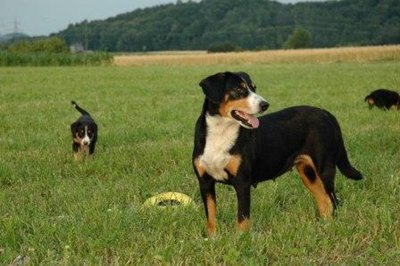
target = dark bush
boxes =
[207,42,243,53]
[283,27,313,49]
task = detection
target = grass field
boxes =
[0,48,400,264]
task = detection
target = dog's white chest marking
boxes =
[199,114,240,181]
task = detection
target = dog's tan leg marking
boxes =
[226,154,250,233]
[73,134,85,161]
[81,145,89,157]
[295,155,333,219]
[193,157,206,178]
[195,157,217,236]
[225,154,242,176]
[236,218,250,233]
[205,194,217,237]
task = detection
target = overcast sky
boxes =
[0,0,326,37]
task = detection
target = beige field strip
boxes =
[114,45,400,66]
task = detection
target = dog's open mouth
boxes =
[231,110,259,128]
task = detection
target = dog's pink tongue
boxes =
[248,115,259,128]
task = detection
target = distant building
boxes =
[70,43,85,53]
[177,0,201,3]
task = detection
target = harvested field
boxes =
[114,45,400,66]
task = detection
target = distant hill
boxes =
[55,0,400,52]
[0,33,30,43]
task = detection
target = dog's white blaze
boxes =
[199,113,240,181]
[82,126,91,145]
[247,90,266,114]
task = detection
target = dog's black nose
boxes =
[83,141,89,146]
[260,101,269,112]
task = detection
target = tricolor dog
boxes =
[192,72,363,236]
[70,101,98,160]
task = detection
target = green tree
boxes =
[283,27,312,49]
[54,0,400,51]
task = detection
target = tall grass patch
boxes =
[0,51,113,66]
[1,36,113,66]
[0,61,399,264]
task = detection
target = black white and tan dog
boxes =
[192,72,363,236]
[364,88,400,110]
[70,101,98,160]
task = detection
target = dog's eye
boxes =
[229,86,248,99]
[236,86,248,95]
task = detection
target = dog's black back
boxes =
[365,89,400,110]
[252,106,362,184]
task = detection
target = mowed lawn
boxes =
[0,59,399,264]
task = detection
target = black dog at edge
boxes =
[192,72,363,236]
[70,101,98,160]
[364,88,400,110]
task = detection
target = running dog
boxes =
[365,88,400,110]
[192,72,363,236]
[70,101,98,160]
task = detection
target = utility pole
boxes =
[13,18,20,34]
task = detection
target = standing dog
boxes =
[192,72,363,236]
[70,101,98,160]
[365,89,400,110]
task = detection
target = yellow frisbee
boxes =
[143,192,195,208]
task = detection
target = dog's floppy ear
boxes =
[70,121,80,133]
[199,72,231,103]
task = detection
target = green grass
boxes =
[0,62,399,264]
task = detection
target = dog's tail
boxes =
[71,101,90,116]
[336,138,363,180]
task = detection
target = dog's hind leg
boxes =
[295,155,334,219]
[320,164,340,209]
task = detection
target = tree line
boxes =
[55,0,400,52]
